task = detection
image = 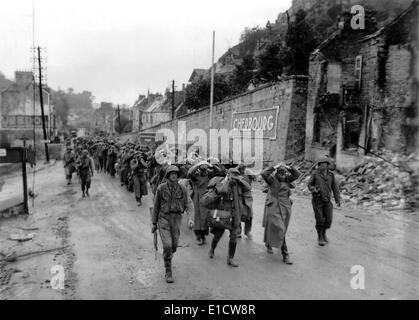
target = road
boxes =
[1,161,418,300]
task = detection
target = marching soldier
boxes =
[151,165,191,283]
[63,147,76,185]
[202,168,250,267]
[308,157,341,246]
[187,161,212,246]
[130,153,148,206]
[261,164,301,264]
[237,164,256,239]
[78,149,95,198]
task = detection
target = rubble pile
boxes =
[294,151,419,212]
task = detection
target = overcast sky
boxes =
[0,0,291,105]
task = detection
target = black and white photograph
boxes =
[0,0,418,304]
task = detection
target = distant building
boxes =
[0,71,55,147]
[188,69,208,83]
[93,102,116,135]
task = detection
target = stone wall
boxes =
[139,77,308,166]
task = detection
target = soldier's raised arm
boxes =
[261,166,275,185]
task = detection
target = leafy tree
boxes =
[256,41,291,82]
[285,9,318,75]
[184,74,234,111]
[0,72,12,91]
[238,26,266,56]
[115,114,131,134]
[51,90,70,126]
[232,54,256,91]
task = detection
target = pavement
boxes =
[0,161,418,300]
[0,160,56,212]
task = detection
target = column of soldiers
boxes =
[63,136,341,284]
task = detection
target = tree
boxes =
[0,72,12,91]
[232,54,256,91]
[256,41,291,82]
[285,9,318,75]
[114,114,131,134]
[51,90,70,126]
[184,74,234,111]
[239,26,266,56]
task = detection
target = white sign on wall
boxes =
[231,106,280,140]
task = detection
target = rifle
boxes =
[149,207,158,260]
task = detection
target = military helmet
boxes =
[317,157,332,165]
[165,165,180,176]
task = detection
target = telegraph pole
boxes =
[209,31,215,128]
[172,80,175,120]
[37,46,50,162]
[117,105,121,134]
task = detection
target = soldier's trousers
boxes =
[238,218,252,235]
[80,173,91,192]
[312,198,333,230]
[158,213,182,261]
[211,224,239,246]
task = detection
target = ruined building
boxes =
[305,1,418,169]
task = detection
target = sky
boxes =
[0,0,292,106]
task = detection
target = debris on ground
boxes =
[0,246,69,263]
[8,233,36,242]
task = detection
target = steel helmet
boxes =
[317,157,332,165]
[165,165,180,176]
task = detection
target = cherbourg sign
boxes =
[231,106,279,140]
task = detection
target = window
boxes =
[354,55,363,91]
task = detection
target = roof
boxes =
[188,69,208,82]
[360,0,418,42]
[313,0,418,53]
[146,96,166,112]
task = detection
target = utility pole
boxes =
[209,30,215,128]
[117,105,121,134]
[172,80,175,120]
[37,46,49,162]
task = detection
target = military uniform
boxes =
[202,169,250,267]
[308,158,341,246]
[79,153,94,197]
[152,166,191,283]
[63,150,75,185]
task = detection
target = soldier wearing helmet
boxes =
[308,157,341,246]
[151,165,192,283]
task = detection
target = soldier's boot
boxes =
[281,245,293,265]
[227,242,239,267]
[201,235,207,246]
[266,244,274,254]
[322,229,329,243]
[209,238,219,259]
[164,259,174,283]
[317,228,326,246]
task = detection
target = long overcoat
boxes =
[261,166,300,248]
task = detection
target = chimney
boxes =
[182,83,186,102]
